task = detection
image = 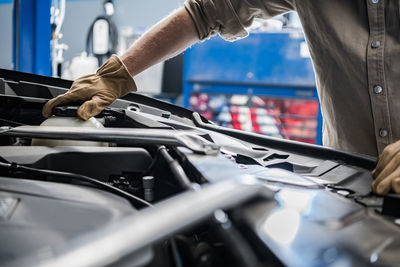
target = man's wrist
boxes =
[120,55,134,77]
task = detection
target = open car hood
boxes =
[0,69,399,267]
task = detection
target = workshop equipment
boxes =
[183,32,322,144]
[13,0,52,76]
[86,0,118,66]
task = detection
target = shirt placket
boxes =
[366,0,392,154]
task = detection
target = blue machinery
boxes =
[13,0,52,76]
[183,32,323,145]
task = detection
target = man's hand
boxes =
[42,55,136,120]
[372,140,400,195]
[42,7,198,120]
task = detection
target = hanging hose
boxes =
[53,0,66,38]
[158,146,197,190]
[51,0,68,77]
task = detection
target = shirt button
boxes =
[373,85,383,94]
[371,40,381,49]
[379,128,388,137]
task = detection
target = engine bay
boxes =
[1,69,400,267]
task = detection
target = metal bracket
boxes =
[0,126,221,155]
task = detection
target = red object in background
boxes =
[231,113,242,130]
[284,99,318,116]
[199,111,213,120]
[189,93,319,144]
[281,99,318,142]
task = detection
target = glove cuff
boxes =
[96,54,137,97]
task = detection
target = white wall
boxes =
[62,0,185,62]
[0,2,13,69]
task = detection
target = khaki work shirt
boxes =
[185,0,400,156]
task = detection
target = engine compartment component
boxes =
[1,69,399,267]
[0,146,152,182]
[0,176,140,264]
[31,116,108,147]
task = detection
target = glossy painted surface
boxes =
[13,0,51,75]
[250,187,400,266]
[184,136,399,266]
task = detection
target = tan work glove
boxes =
[372,140,400,195]
[42,55,137,120]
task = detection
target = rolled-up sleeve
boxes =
[184,0,296,41]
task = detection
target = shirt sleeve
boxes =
[184,0,296,41]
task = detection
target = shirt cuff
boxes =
[184,0,249,41]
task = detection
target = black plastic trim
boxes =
[192,112,376,170]
[0,68,73,88]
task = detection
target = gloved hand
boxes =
[42,55,137,120]
[372,140,400,195]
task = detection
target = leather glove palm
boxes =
[42,55,136,120]
[372,140,400,195]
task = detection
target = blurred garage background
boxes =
[0,0,321,144]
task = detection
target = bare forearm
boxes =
[120,7,199,77]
